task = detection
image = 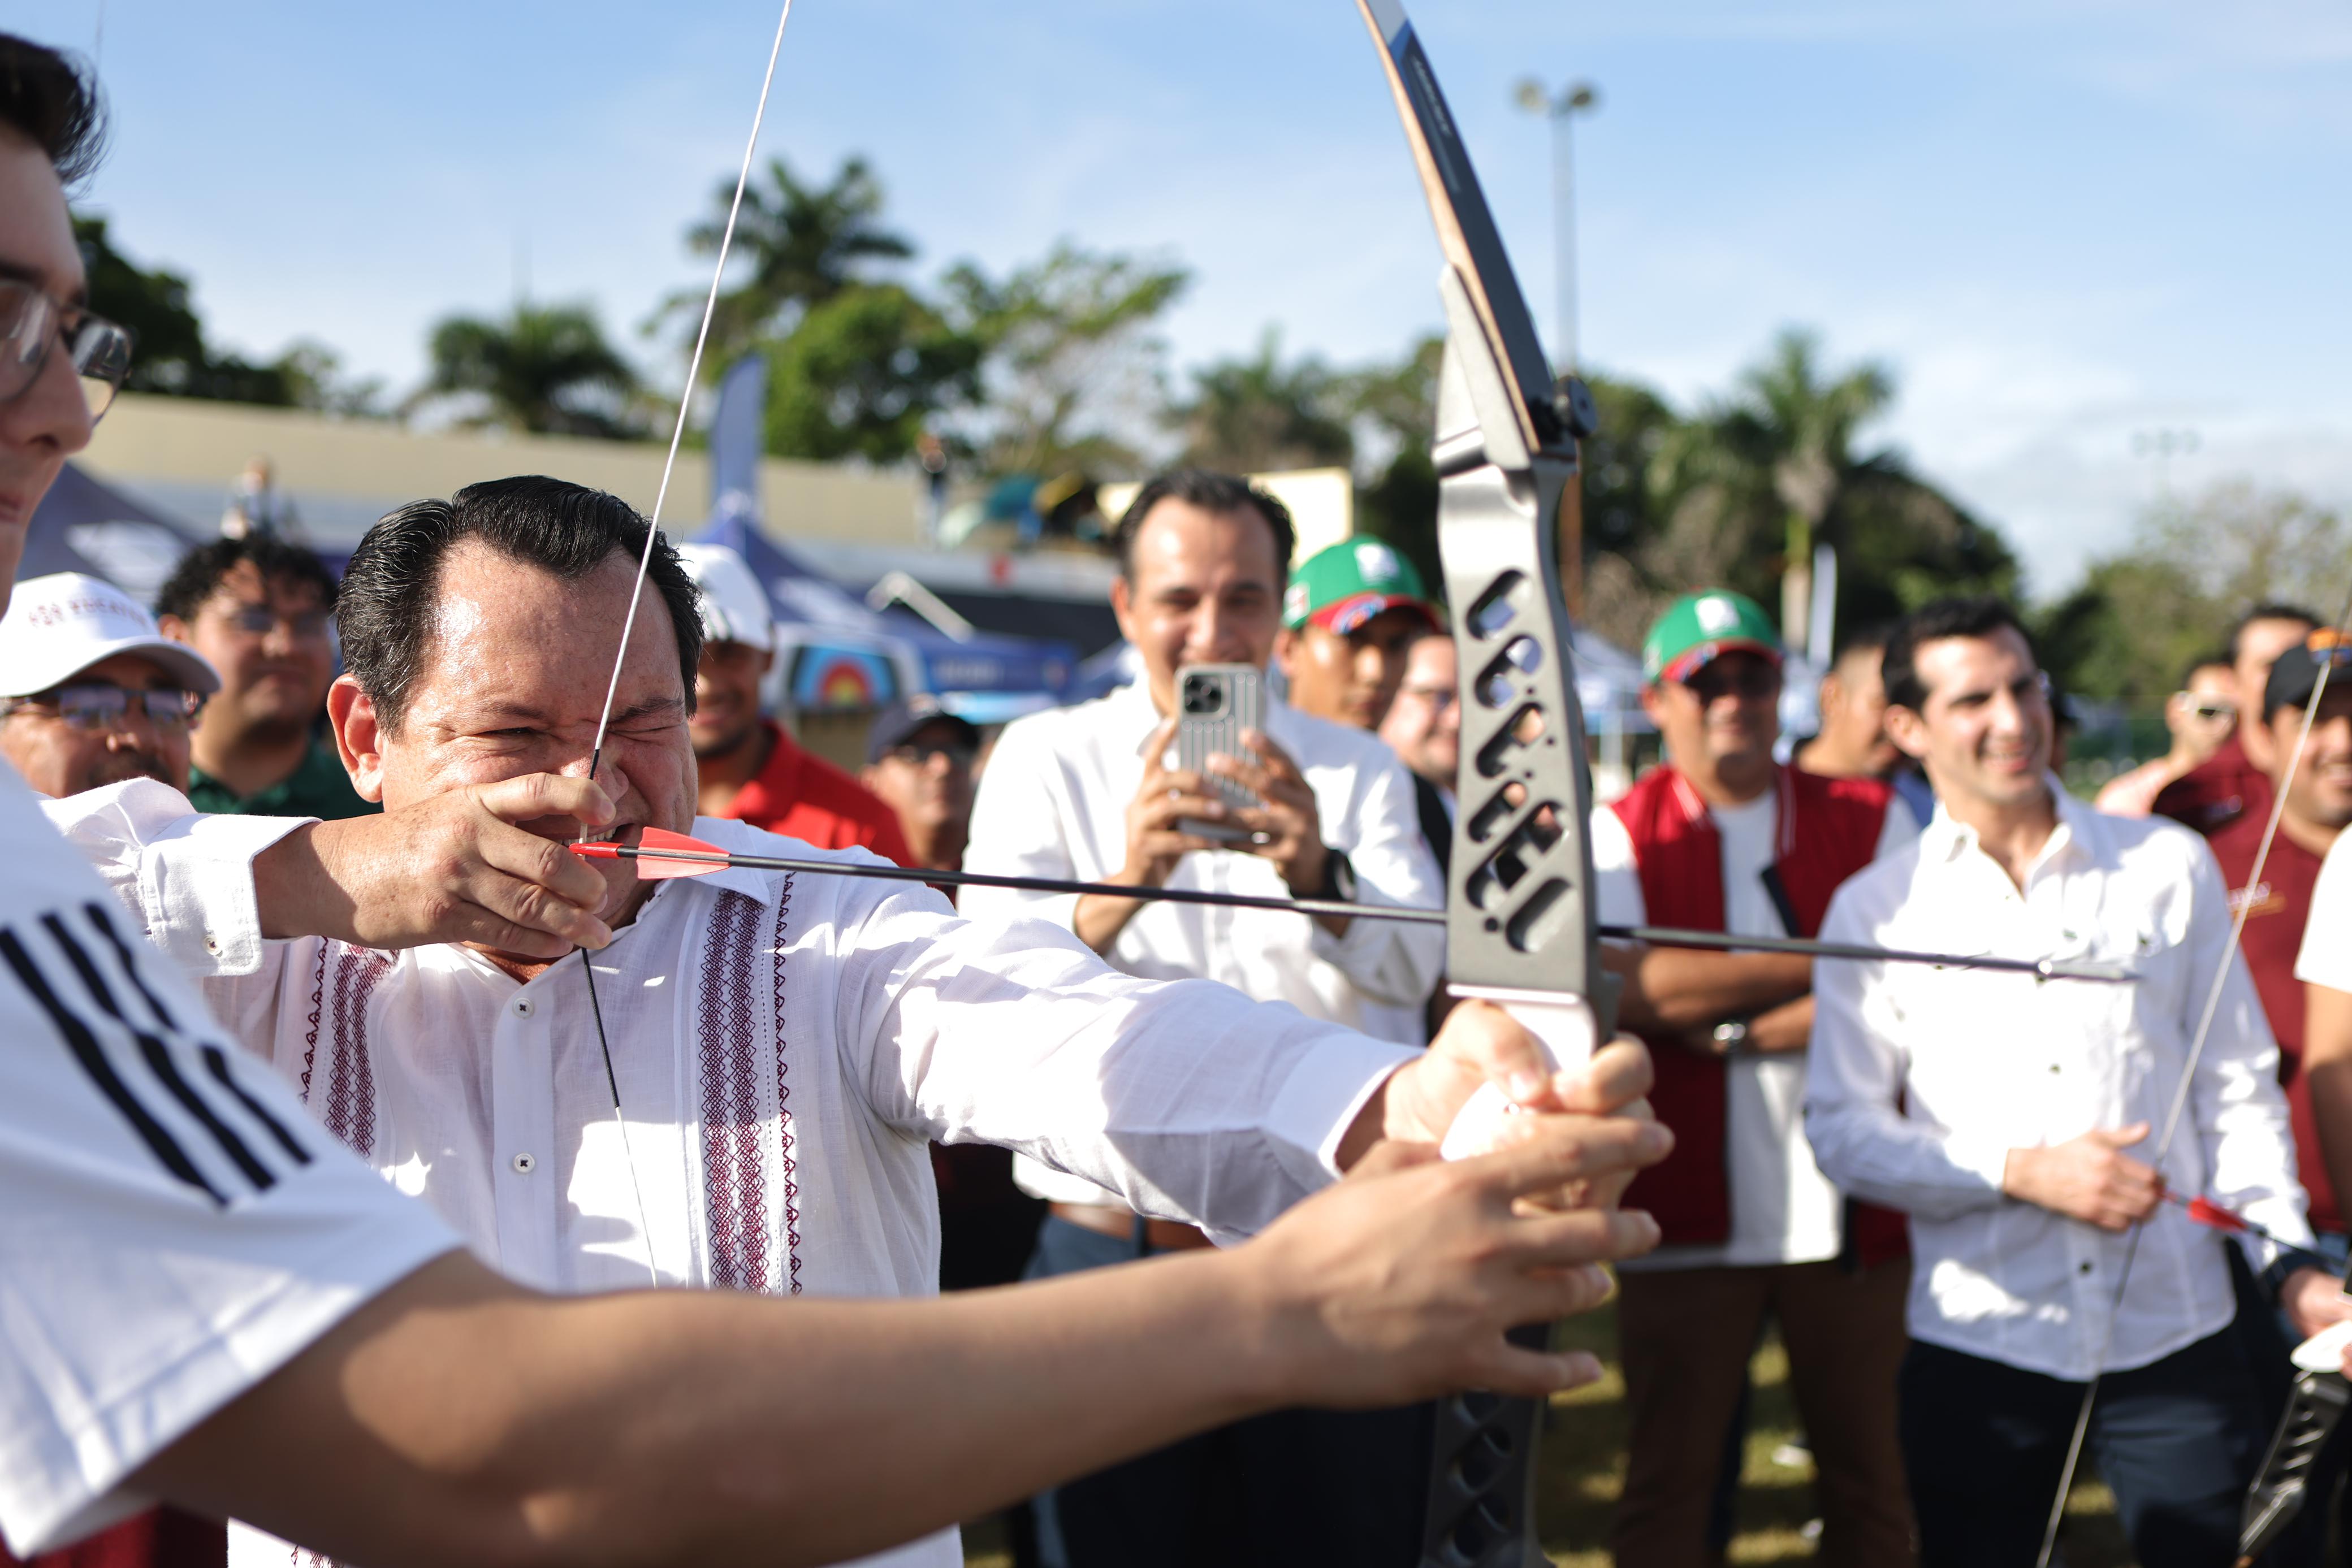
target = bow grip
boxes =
[1437,986,1601,1161]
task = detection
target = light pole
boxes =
[1514,77,1598,376]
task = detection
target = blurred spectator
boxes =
[1810,595,2336,1568]
[963,470,1443,1568]
[1377,629,1459,874]
[676,543,911,863]
[2096,655,2237,817]
[860,695,979,876]
[1602,589,1918,1568]
[1273,537,1437,732]
[2210,638,2352,1564]
[155,537,374,819]
[1795,623,1934,830]
[2155,603,2318,835]
[219,454,300,541]
[0,571,215,798]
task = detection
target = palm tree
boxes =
[652,155,915,371]
[412,303,641,438]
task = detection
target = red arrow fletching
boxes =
[569,828,730,881]
[2185,1195,2249,1233]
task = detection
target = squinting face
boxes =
[1278,605,1428,733]
[1642,649,1782,783]
[1891,628,2050,812]
[0,651,192,797]
[0,135,98,610]
[334,543,695,926]
[1110,499,1285,717]
[1378,634,1459,786]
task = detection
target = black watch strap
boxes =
[1317,848,1357,903]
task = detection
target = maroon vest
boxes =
[1611,764,1909,1265]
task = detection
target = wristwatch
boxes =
[1711,1018,1751,1056]
[1312,848,1358,904]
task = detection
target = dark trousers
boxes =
[1900,1330,2266,1568]
[1022,1215,1432,1568]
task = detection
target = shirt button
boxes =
[512,1152,536,1174]
[513,997,534,1017]
[2078,1260,2093,1274]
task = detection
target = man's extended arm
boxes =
[1606,943,1813,1035]
[2305,981,2352,1244]
[141,1123,1666,1568]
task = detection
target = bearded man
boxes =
[53,474,1653,1568]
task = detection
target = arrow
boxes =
[571,828,2139,984]
[2161,1186,2299,1251]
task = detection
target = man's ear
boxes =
[1637,681,1667,727]
[326,675,387,803]
[157,613,193,645]
[1883,703,1930,763]
[1272,626,1302,682]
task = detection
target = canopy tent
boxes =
[691,514,1076,713]
[20,462,207,605]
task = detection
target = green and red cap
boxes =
[1641,590,1782,685]
[1282,538,1440,635]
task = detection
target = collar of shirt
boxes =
[1916,774,2093,886]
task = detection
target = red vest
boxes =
[1610,764,1909,1265]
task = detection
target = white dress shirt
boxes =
[962,677,1446,1206]
[1806,787,2312,1380]
[2296,828,2352,994]
[0,762,457,1558]
[49,779,1417,1568]
[1592,785,1917,1271]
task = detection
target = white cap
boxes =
[675,543,774,651]
[0,572,221,699]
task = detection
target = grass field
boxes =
[962,1294,2138,1566]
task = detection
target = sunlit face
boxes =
[1819,643,1897,774]
[2165,664,2238,761]
[161,561,335,737]
[2273,686,2352,834]
[690,638,772,760]
[1110,499,1285,717]
[0,652,192,798]
[861,718,976,841]
[1641,649,1782,786]
[0,133,97,612]
[1276,605,1428,732]
[330,542,695,929]
[1378,633,1460,787]
[1887,628,2051,813]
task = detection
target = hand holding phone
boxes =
[1174,665,1265,843]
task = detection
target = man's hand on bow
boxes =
[1244,1118,1668,1405]
[1339,1000,1663,1211]
[2001,1123,2163,1231]
[255,773,620,958]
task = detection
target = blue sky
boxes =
[16,0,2352,599]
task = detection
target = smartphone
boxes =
[1174,664,1264,843]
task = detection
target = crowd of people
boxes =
[7,25,2352,1568]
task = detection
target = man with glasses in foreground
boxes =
[2096,652,2239,818]
[0,570,213,799]
[155,536,375,820]
[1596,589,1920,1567]
[0,31,1679,1568]
[1807,596,2342,1567]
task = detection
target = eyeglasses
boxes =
[2,682,202,732]
[1684,660,1780,702]
[0,278,133,423]
[2180,697,2237,722]
[215,603,332,640]
[1398,682,1458,713]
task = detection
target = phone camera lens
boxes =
[1183,681,1223,716]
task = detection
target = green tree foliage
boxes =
[1169,330,1354,474]
[2038,481,2350,702]
[653,155,915,370]
[763,284,981,464]
[412,304,641,438]
[941,244,1190,476]
[75,215,356,408]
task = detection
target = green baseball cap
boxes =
[1641,590,1782,684]
[1282,538,1439,634]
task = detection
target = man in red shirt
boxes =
[2156,603,2317,836]
[676,543,913,864]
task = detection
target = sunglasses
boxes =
[883,739,976,769]
[2180,698,2237,722]
[215,604,333,640]
[0,278,132,423]
[2,682,202,732]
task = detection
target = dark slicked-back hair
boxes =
[0,34,105,185]
[156,536,340,624]
[2228,602,2320,665]
[1883,596,2037,713]
[338,476,702,734]
[1113,468,1296,583]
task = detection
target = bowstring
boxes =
[580,0,795,1290]
[2036,579,2352,1567]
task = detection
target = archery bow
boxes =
[2036,595,2352,1568]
